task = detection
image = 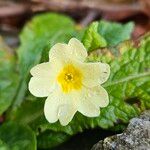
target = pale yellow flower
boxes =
[29,38,110,126]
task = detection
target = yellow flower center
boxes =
[57,64,82,93]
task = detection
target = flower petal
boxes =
[77,100,100,117]
[30,62,54,77]
[77,87,100,117]
[68,38,88,61]
[49,38,87,63]
[44,85,77,125]
[29,77,55,97]
[81,62,110,87]
[58,104,77,126]
[44,95,59,123]
[88,85,109,108]
[76,85,109,117]
[49,43,69,63]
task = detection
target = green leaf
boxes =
[0,122,36,150]
[0,139,9,150]
[9,34,150,149]
[18,13,76,77]
[0,37,19,115]
[82,22,107,51]
[8,100,45,129]
[98,20,134,46]
[82,20,134,52]
[104,34,150,110]
[37,131,70,149]
[13,13,78,107]
[7,100,71,149]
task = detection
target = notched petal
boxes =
[68,38,88,61]
[99,63,110,84]
[29,77,54,97]
[30,62,52,77]
[82,62,110,87]
[44,96,59,123]
[49,43,69,61]
[91,85,109,108]
[58,104,77,126]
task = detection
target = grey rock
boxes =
[92,110,150,150]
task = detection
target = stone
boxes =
[91,110,150,150]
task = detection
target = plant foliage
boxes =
[0,13,149,149]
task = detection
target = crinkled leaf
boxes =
[0,122,36,150]
[82,20,134,52]
[82,22,107,51]
[0,37,19,115]
[104,34,150,110]
[13,13,78,107]
[8,34,150,149]
[98,20,134,47]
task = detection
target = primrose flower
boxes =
[29,38,110,126]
